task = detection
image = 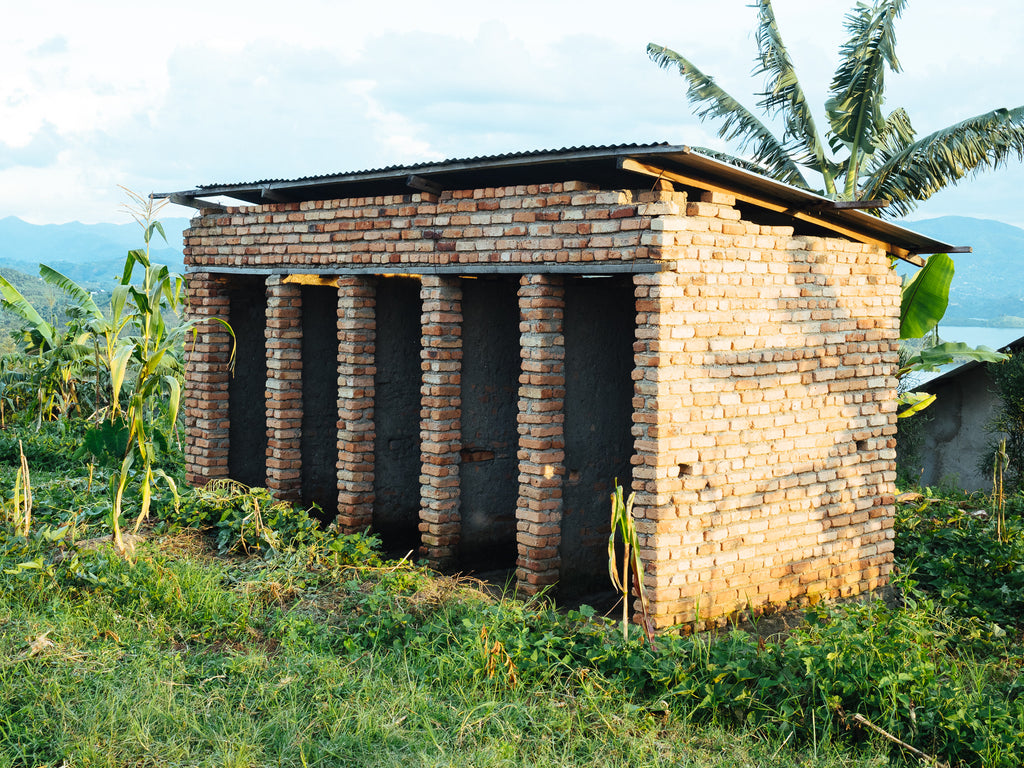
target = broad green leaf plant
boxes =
[896,253,1006,417]
[0,274,95,424]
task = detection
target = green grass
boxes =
[3,424,1024,766]
[0,538,888,768]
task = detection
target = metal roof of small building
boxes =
[920,332,1024,391]
[154,142,968,264]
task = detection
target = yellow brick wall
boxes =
[632,191,900,630]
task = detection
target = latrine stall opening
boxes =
[558,274,636,603]
[373,276,423,558]
[458,277,520,577]
[226,275,268,488]
[300,284,341,519]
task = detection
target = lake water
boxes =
[935,326,1024,350]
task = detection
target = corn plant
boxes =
[993,438,1009,543]
[608,478,655,647]
[0,190,232,552]
[10,441,32,537]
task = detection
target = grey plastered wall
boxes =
[300,285,342,516]
[918,365,1001,491]
[559,276,635,596]
[227,276,268,487]
[373,277,423,554]
[459,278,520,572]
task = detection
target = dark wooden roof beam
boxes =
[406,175,443,195]
[259,185,294,203]
[165,193,227,213]
[808,200,889,211]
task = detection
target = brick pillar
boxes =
[265,277,302,502]
[336,277,376,530]
[515,274,566,594]
[419,276,462,567]
[184,272,232,486]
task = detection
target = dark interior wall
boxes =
[373,277,423,555]
[300,285,340,517]
[559,276,636,598]
[227,276,268,487]
[458,278,520,572]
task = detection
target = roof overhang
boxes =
[154,143,968,265]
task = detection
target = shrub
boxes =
[984,352,1024,492]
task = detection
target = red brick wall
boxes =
[183,272,231,485]
[183,181,900,629]
[264,277,302,501]
[515,274,566,594]
[632,190,899,629]
[336,277,376,529]
[419,277,463,566]
[184,182,647,269]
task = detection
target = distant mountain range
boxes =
[906,216,1024,327]
[0,214,1021,326]
[0,216,190,289]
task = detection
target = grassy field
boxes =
[1,536,888,768]
[2,424,1024,767]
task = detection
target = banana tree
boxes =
[896,253,1006,417]
[649,0,1024,217]
[0,275,96,424]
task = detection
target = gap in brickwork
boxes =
[732,201,833,239]
[558,275,636,603]
[227,276,268,487]
[372,276,423,557]
[458,277,520,576]
[300,285,341,519]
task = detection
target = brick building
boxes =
[161,144,962,630]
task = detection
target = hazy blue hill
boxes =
[2,213,1023,326]
[0,216,190,288]
[904,216,1024,326]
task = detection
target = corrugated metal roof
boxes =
[154,142,968,262]
[194,142,667,189]
[921,332,1024,391]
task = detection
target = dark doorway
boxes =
[300,285,340,519]
[559,276,636,601]
[227,276,268,487]
[458,278,519,575]
[373,277,422,557]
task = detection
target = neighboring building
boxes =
[160,143,964,630]
[911,335,1024,491]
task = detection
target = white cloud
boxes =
[0,0,1022,225]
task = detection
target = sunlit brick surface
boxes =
[183,182,900,629]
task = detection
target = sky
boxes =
[3,0,1024,230]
